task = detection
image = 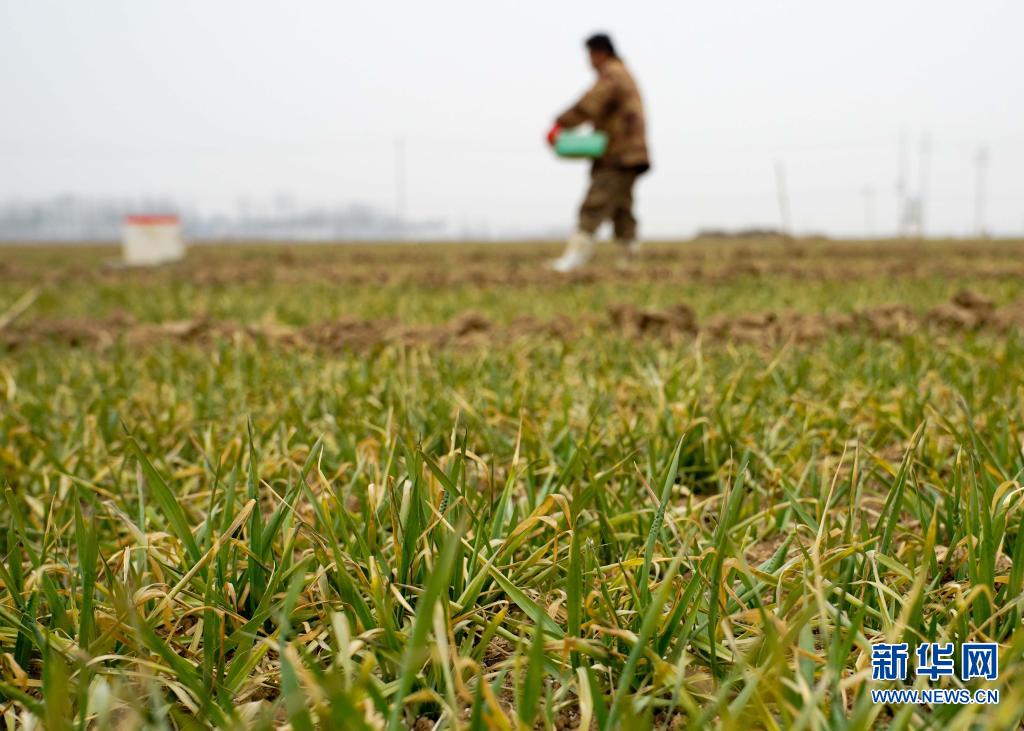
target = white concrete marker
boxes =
[121,214,185,266]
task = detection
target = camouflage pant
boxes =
[578,164,641,241]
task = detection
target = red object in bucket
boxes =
[546,123,562,146]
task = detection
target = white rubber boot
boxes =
[615,238,642,267]
[621,239,642,257]
[549,230,596,273]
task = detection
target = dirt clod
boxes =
[450,310,491,336]
[952,289,994,312]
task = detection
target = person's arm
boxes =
[556,73,617,128]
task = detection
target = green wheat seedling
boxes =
[1,240,1023,729]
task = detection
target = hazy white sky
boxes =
[2,1,1022,237]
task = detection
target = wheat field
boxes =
[1,239,1023,729]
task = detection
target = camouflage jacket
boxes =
[556,58,649,170]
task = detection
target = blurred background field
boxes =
[5,237,1024,325]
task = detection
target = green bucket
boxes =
[554,130,608,159]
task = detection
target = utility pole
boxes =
[774,160,792,236]
[974,145,988,238]
[897,131,909,237]
[862,186,875,239]
[917,132,930,238]
[395,137,407,238]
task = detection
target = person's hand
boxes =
[546,123,562,146]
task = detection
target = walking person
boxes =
[547,33,650,272]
